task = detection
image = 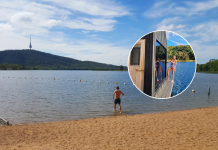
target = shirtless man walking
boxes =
[113,86,124,113]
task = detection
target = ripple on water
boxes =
[0,70,218,125]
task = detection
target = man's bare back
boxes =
[113,90,124,99]
[113,86,124,113]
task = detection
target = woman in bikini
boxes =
[167,55,177,83]
[155,57,163,82]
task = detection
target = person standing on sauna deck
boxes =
[167,55,177,83]
[113,86,124,114]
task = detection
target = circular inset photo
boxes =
[128,30,196,99]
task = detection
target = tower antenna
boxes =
[29,35,32,50]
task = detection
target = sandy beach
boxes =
[1,107,218,150]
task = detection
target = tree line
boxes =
[0,63,26,70]
[197,60,218,72]
[0,63,127,70]
[167,45,195,60]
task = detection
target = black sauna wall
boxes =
[141,31,167,96]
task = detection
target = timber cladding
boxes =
[128,39,145,92]
[129,31,167,97]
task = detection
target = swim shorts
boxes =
[114,99,121,104]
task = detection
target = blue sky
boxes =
[0,0,218,65]
[167,32,189,46]
[167,41,177,46]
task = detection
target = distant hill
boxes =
[0,49,125,70]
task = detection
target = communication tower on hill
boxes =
[29,35,32,50]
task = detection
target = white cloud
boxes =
[176,24,186,29]
[144,0,218,18]
[89,34,97,37]
[39,0,130,17]
[0,1,72,21]
[0,8,18,22]
[157,17,180,25]
[190,41,218,61]
[190,21,218,42]
[156,17,186,31]
[0,0,131,65]
[59,41,129,65]
[1,0,129,34]
[156,17,189,39]
[55,43,68,47]
[10,11,62,29]
[185,0,218,15]
[157,24,186,31]
[64,18,116,31]
[81,30,90,34]
[10,12,35,24]
[144,3,186,18]
[0,23,14,33]
[0,0,130,65]
[40,19,62,28]
[166,31,177,39]
[166,31,189,46]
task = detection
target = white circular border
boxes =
[127,30,197,99]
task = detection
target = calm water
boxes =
[168,62,196,96]
[0,70,217,125]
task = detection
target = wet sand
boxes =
[1,106,218,150]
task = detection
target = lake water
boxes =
[0,70,217,125]
[168,62,196,96]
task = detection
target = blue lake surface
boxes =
[168,62,196,96]
[0,70,217,125]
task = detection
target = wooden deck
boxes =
[155,79,164,91]
[155,80,173,98]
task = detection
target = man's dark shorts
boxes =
[114,98,121,104]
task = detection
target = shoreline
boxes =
[0,69,128,71]
[1,106,213,126]
[1,106,218,149]
[167,60,196,62]
[197,71,218,74]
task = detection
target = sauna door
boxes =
[128,39,145,91]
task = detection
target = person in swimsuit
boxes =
[155,57,163,82]
[113,86,124,113]
[167,55,177,83]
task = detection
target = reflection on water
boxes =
[168,62,196,96]
[0,71,217,125]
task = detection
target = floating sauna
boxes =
[128,31,173,98]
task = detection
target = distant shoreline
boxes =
[167,60,195,62]
[93,70,128,71]
[196,71,218,74]
[0,69,127,71]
